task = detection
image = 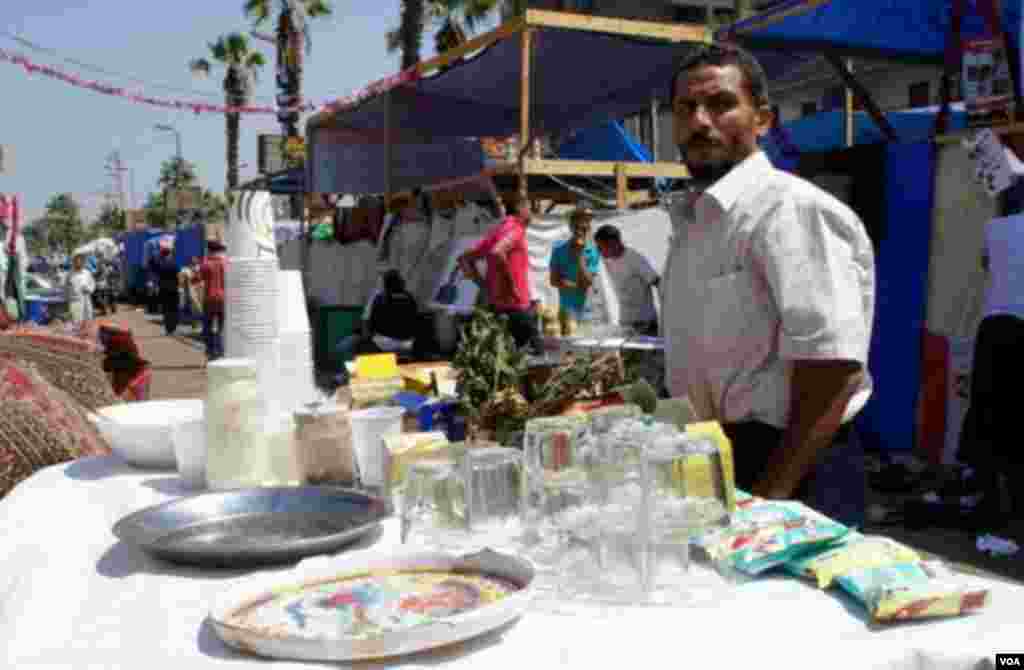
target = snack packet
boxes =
[835,561,990,622]
[785,535,920,589]
[693,500,850,575]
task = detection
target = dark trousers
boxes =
[204,310,224,359]
[722,421,865,528]
[494,307,541,353]
[160,289,179,335]
[958,314,1024,519]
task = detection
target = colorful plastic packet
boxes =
[835,561,990,622]
[693,500,851,575]
[784,534,920,589]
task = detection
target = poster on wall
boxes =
[962,36,1014,128]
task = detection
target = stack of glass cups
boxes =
[400,446,525,552]
[521,415,590,554]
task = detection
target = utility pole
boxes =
[105,150,128,212]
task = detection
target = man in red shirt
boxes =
[457,194,539,351]
[196,240,227,359]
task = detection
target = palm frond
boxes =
[246,52,267,81]
[225,32,250,58]
[305,0,332,18]
[385,27,403,54]
[210,37,230,63]
[243,0,271,25]
[189,58,212,77]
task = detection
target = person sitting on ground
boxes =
[365,269,420,354]
[594,224,661,336]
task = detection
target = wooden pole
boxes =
[519,28,532,202]
[615,163,628,210]
[844,59,855,148]
[824,53,898,142]
[650,98,660,161]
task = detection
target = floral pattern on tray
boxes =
[227,571,521,640]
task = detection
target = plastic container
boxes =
[349,407,406,490]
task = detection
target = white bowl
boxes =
[93,399,204,469]
[171,417,207,490]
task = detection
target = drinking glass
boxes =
[400,457,468,549]
[521,416,590,543]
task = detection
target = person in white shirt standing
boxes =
[663,44,875,527]
[593,224,660,336]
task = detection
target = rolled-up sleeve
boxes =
[752,196,871,364]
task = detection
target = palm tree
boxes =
[243,0,332,139]
[190,33,267,192]
[388,0,504,68]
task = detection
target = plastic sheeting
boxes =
[724,0,1023,69]
[855,141,935,453]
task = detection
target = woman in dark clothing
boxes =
[148,247,180,336]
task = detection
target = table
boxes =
[3,456,1023,670]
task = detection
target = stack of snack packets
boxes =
[835,561,990,622]
[693,498,850,576]
[785,534,920,588]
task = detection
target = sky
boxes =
[1,1,475,226]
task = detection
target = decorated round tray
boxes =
[209,548,535,662]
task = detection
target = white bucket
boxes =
[349,407,405,489]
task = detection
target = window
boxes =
[801,101,818,117]
[908,81,930,108]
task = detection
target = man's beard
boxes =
[678,143,739,185]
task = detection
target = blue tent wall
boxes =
[174,224,204,268]
[855,141,935,453]
[557,121,653,162]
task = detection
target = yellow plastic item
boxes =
[683,421,737,513]
[384,432,450,486]
[355,353,400,380]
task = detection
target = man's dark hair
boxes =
[670,43,770,108]
[594,225,622,244]
[382,269,406,294]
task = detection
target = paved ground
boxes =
[108,304,1024,584]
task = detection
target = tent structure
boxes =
[723,0,1022,65]
[306,10,704,207]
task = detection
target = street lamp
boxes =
[154,124,184,228]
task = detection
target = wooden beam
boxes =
[823,53,898,143]
[523,158,690,179]
[417,16,526,77]
[524,9,707,43]
[728,0,834,36]
[615,163,628,210]
[519,28,532,201]
[844,59,855,148]
[935,122,1024,145]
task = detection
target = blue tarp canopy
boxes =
[763,103,967,163]
[722,0,1023,72]
[557,121,653,162]
[307,24,702,194]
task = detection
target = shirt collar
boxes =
[702,151,774,213]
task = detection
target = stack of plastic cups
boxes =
[275,270,317,414]
[223,257,280,414]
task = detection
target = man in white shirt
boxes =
[594,224,660,336]
[663,44,875,526]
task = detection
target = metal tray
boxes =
[112,487,392,567]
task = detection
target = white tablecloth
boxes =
[3,457,1022,670]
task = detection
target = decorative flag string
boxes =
[0,46,422,119]
[0,47,316,115]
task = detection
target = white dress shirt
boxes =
[663,151,876,428]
